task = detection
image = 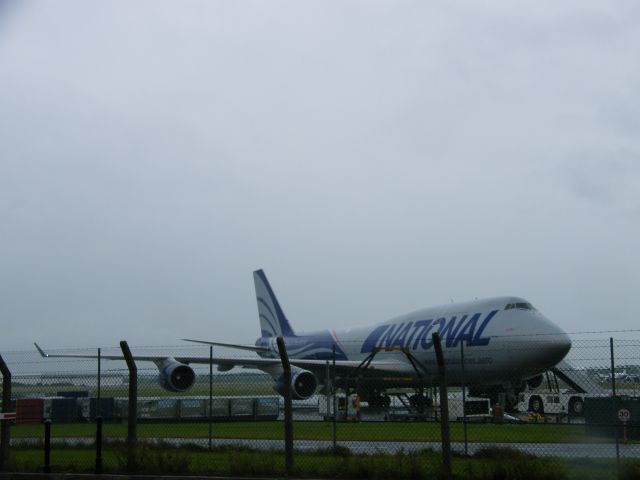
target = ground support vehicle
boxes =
[517,389,585,417]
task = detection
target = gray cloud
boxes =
[1,1,639,351]
[562,150,640,210]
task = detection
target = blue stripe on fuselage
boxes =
[255,329,349,361]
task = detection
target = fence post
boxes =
[209,345,213,451]
[43,419,51,474]
[460,341,468,456]
[96,348,101,417]
[120,341,137,471]
[325,360,330,415]
[0,355,11,471]
[433,332,452,478]
[332,344,337,450]
[610,337,620,472]
[276,336,293,475]
[95,416,103,474]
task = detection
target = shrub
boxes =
[114,443,192,474]
[467,448,566,480]
[473,446,536,461]
[311,445,353,457]
[620,460,640,480]
[227,450,277,476]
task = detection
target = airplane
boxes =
[35,269,572,411]
[595,369,640,384]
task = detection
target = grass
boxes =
[7,445,638,480]
[10,420,617,444]
[11,382,275,398]
[12,371,281,395]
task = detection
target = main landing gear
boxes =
[344,346,431,414]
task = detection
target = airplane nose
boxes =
[516,315,572,371]
[544,327,571,365]
[548,330,571,365]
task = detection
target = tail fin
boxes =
[253,269,295,338]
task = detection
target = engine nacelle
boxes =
[158,360,196,392]
[274,367,318,400]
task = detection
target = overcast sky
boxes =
[1,1,639,353]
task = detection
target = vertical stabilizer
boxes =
[253,269,295,338]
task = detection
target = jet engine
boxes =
[158,360,196,392]
[274,367,318,400]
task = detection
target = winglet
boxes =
[34,343,49,358]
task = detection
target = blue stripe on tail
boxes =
[254,269,296,337]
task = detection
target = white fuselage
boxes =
[267,296,571,388]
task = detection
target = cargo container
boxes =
[90,397,116,421]
[230,398,254,418]
[16,399,43,424]
[50,398,80,423]
[180,399,206,418]
[155,399,179,418]
[120,398,189,421]
[210,398,230,419]
[255,397,279,420]
[117,396,279,422]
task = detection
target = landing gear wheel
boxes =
[529,396,544,414]
[409,394,428,413]
[569,398,584,416]
[368,394,391,409]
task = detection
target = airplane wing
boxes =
[34,343,409,375]
[181,338,270,353]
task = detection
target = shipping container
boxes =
[90,397,116,421]
[155,399,179,418]
[210,398,230,419]
[179,399,206,418]
[115,396,278,422]
[137,399,158,419]
[16,398,43,424]
[230,398,255,418]
[255,397,279,419]
[51,398,80,423]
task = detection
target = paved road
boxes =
[14,437,639,459]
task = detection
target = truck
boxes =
[516,361,611,418]
[517,389,585,417]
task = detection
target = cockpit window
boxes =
[504,302,536,311]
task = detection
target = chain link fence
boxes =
[1,335,639,479]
